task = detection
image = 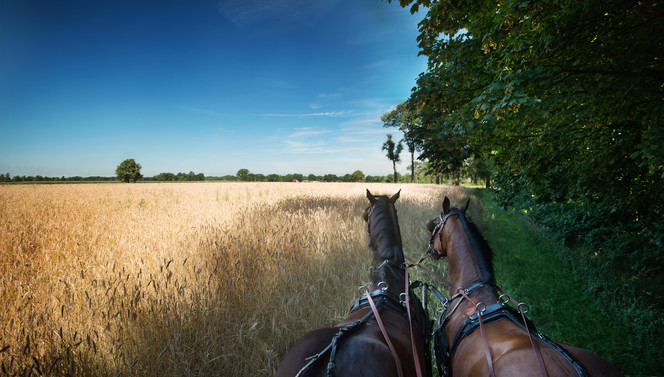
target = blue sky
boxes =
[0,0,425,177]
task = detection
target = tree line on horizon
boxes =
[1,166,454,184]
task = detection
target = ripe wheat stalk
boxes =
[0,182,477,376]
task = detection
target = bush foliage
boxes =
[386,1,663,370]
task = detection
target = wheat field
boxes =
[0,182,477,376]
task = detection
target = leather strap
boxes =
[405,266,424,377]
[457,288,496,377]
[364,291,404,377]
[497,287,549,377]
[405,255,454,288]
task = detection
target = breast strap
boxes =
[433,302,589,377]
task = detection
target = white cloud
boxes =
[260,111,352,118]
[283,127,332,153]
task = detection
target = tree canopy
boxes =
[115,159,143,183]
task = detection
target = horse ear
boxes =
[442,196,451,215]
[389,189,401,203]
[461,198,470,213]
[366,189,377,204]
[426,219,436,232]
[363,209,369,222]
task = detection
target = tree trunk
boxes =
[485,174,491,189]
[393,161,398,183]
[410,151,415,183]
[455,166,460,186]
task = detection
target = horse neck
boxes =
[442,218,500,344]
[443,219,495,295]
[369,204,405,293]
[372,242,406,293]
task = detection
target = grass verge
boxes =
[475,189,655,375]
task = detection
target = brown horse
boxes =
[425,197,624,377]
[275,190,432,377]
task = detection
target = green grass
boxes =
[474,189,651,375]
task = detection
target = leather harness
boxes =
[295,286,432,377]
[432,295,590,377]
[422,209,591,377]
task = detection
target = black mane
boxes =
[366,195,405,286]
[455,209,495,285]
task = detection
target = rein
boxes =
[364,289,404,377]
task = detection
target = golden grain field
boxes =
[0,182,478,376]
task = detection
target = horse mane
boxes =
[455,209,496,285]
[367,195,403,252]
[367,195,404,283]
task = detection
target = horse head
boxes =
[364,189,402,254]
[426,196,470,258]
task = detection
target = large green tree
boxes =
[387,0,663,222]
[236,169,250,181]
[382,134,404,183]
[351,170,365,182]
[116,159,142,183]
[387,1,664,370]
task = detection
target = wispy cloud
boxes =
[260,111,352,118]
[309,92,344,110]
[283,127,333,153]
[362,60,392,70]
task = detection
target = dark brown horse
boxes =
[275,190,432,377]
[425,197,623,377]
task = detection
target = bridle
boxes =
[426,211,462,256]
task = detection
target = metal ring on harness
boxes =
[475,301,487,313]
[378,281,388,292]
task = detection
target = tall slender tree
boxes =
[382,134,403,183]
[382,101,422,183]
